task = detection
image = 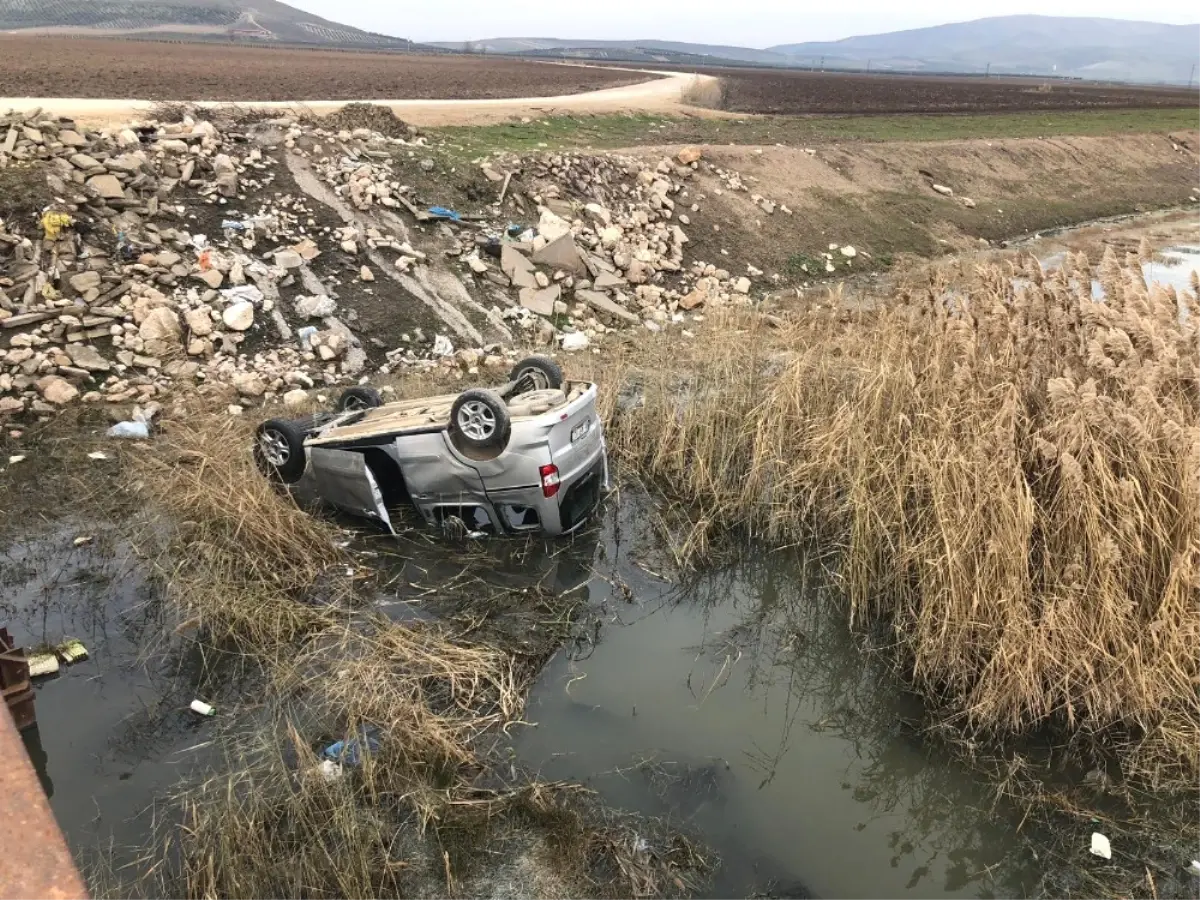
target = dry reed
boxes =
[593,253,1199,787]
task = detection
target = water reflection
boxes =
[515,498,1033,898]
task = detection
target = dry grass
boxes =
[585,252,1199,788]
[132,414,347,653]
[125,410,706,899]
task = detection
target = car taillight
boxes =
[539,464,561,498]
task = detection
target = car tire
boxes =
[253,418,309,484]
[509,356,564,394]
[336,386,382,412]
[449,389,511,459]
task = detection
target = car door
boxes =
[309,447,393,533]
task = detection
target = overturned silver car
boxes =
[253,356,608,537]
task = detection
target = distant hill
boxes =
[427,37,792,66]
[770,16,1199,83]
[0,0,418,49]
[439,16,1199,84]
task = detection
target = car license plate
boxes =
[571,418,591,443]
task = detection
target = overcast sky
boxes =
[283,1,1198,46]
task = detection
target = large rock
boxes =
[67,343,111,372]
[531,235,586,275]
[37,376,79,405]
[222,301,255,331]
[86,174,125,200]
[537,208,571,243]
[57,130,87,147]
[195,269,223,289]
[594,272,626,290]
[294,295,337,319]
[677,146,703,165]
[232,371,266,397]
[139,307,182,353]
[212,154,237,196]
[69,153,102,170]
[519,285,561,316]
[0,397,25,415]
[273,250,303,269]
[501,244,535,279]
[69,271,102,293]
[282,388,309,410]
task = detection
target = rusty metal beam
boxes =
[0,708,88,900]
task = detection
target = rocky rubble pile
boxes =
[447,146,771,349]
[0,107,377,416]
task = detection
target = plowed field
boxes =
[700,67,1199,114]
[0,37,649,100]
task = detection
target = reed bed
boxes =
[593,251,1199,787]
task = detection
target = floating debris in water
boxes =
[28,653,60,678]
[56,639,88,663]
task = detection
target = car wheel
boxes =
[509,356,564,394]
[449,389,511,459]
[253,418,309,484]
[336,386,382,412]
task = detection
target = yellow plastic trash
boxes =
[28,652,60,678]
[41,210,73,241]
[56,639,88,663]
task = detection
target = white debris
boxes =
[1089,832,1112,860]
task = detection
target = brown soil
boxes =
[669,65,1198,114]
[0,37,648,101]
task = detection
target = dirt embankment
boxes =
[657,131,1200,281]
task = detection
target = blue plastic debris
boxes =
[322,727,380,766]
[427,206,462,222]
[506,223,523,237]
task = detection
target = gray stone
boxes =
[0,397,24,415]
[510,267,538,289]
[594,272,626,290]
[283,388,309,410]
[67,343,111,372]
[106,154,145,174]
[576,289,639,324]
[185,307,214,336]
[37,375,78,405]
[213,154,239,197]
[195,269,223,289]
[501,244,535,278]
[222,301,255,331]
[86,173,125,200]
[57,130,87,147]
[294,295,337,319]
[360,266,374,282]
[157,250,181,267]
[69,271,102,293]
[232,371,266,397]
[273,250,303,269]
[139,307,182,351]
[519,285,561,316]
[69,153,102,170]
[531,235,586,275]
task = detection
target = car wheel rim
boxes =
[517,368,549,391]
[457,400,496,441]
[259,429,290,466]
[342,396,366,411]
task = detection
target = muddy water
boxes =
[0,521,215,877]
[500,498,1032,899]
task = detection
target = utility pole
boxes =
[985,62,991,78]
[1189,62,1197,89]
[867,59,872,73]
[819,55,825,71]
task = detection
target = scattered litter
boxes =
[197,249,213,272]
[28,653,59,678]
[107,420,150,439]
[431,334,454,357]
[428,205,462,222]
[190,234,209,251]
[323,728,380,767]
[317,759,345,782]
[840,245,857,258]
[7,454,25,465]
[72,535,93,547]
[560,332,590,351]
[189,699,215,717]
[220,219,247,231]
[86,451,109,460]
[220,285,264,305]
[1189,860,1200,876]
[297,325,318,347]
[56,639,88,663]
[41,211,73,240]
[1090,831,1112,860]
[633,836,649,853]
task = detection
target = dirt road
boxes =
[0,67,712,128]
